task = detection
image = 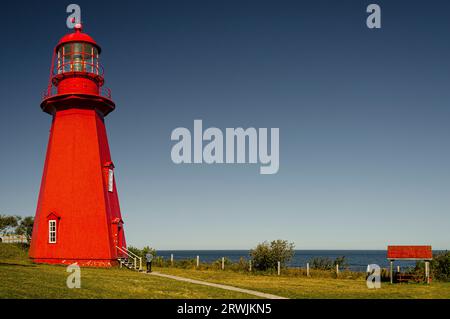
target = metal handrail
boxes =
[116,246,142,271]
[116,245,136,270]
[116,245,129,256]
[42,85,112,100]
[121,246,143,271]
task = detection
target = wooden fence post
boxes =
[306,262,310,277]
[171,254,174,266]
[249,260,252,272]
[222,257,225,270]
[390,261,393,284]
[277,261,281,276]
[196,255,199,268]
[336,264,339,276]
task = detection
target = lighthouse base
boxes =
[29,108,127,268]
[31,258,119,268]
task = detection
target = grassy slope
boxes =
[154,267,450,299]
[0,244,255,299]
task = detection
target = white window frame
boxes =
[108,169,114,193]
[48,220,57,244]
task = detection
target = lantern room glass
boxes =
[57,43,99,75]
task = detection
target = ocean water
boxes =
[156,250,439,272]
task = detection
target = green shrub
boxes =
[250,240,295,271]
[309,256,348,271]
[415,251,450,282]
[310,257,333,270]
[235,257,250,272]
[432,251,450,281]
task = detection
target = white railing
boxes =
[116,246,142,271]
[116,246,136,270]
[123,246,143,271]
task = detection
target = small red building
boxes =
[29,23,126,267]
[387,245,433,284]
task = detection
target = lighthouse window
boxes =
[57,43,99,74]
[73,43,83,72]
[62,44,72,72]
[48,220,57,244]
[108,169,114,193]
[93,47,99,75]
[86,45,94,73]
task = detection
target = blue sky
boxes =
[0,0,449,249]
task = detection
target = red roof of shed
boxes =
[387,245,432,260]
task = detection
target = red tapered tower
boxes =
[29,23,126,267]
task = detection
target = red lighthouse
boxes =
[29,23,126,267]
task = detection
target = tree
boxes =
[0,215,19,235]
[250,240,295,271]
[15,216,34,241]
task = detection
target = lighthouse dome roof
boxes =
[56,27,101,53]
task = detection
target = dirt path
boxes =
[147,272,288,299]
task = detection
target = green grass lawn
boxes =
[153,267,450,299]
[2,243,450,299]
[0,244,255,299]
